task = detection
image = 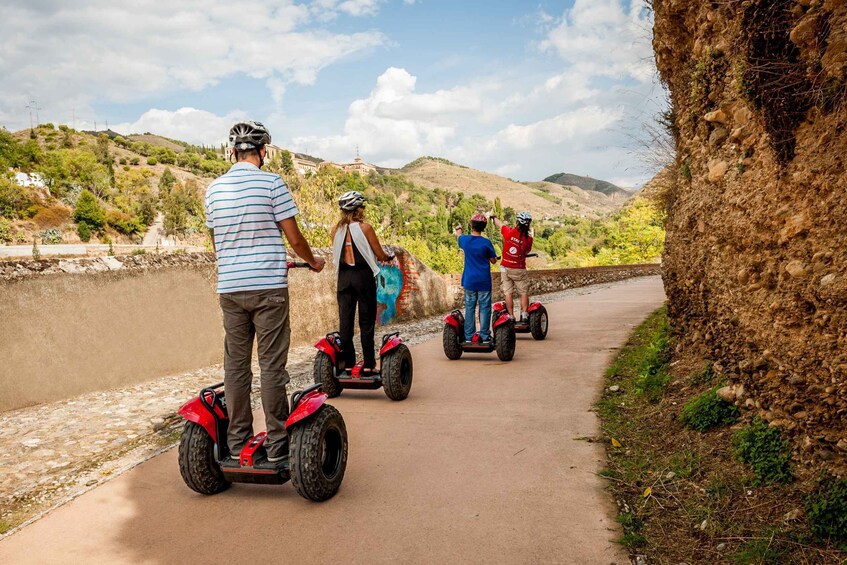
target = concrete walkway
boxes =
[0,276,665,564]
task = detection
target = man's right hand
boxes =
[309,256,326,272]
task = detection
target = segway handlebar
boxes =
[526,252,538,258]
[287,261,312,269]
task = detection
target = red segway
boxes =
[492,301,548,340]
[442,307,516,361]
[177,261,347,502]
[177,381,346,501]
[313,331,413,401]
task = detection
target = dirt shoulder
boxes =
[598,309,847,563]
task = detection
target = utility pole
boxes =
[25,101,35,130]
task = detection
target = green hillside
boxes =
[0,126,664,272]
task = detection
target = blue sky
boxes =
[0,0,667,186]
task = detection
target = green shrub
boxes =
[73,190,105,228]
[0,218,11,243]
[77,221,92,242]
[733,417,792,484]
[130,157,140,166]
[131,248,146,256]
[106,209,143,235]
[40,228,63,244]
[146,156,158,166]
[0,176,38,218]
[679,387,739,432]
[806,477,847,543]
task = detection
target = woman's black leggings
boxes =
[337,268,377,369]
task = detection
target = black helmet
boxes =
[229,121,271,151]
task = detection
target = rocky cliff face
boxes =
[654,0,847,474]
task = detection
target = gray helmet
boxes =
[517,211,532,225]
[338,190,366,211]
[229,120,271,151]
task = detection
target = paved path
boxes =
[0,277,664,564]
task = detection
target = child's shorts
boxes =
[501,267,529,294]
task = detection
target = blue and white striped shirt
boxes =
[205,162,299,293]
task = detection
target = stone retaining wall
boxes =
[443,264,662,308]
[0,252,656,412]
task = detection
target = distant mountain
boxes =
[543,172,630,200]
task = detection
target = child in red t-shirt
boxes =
[490,211,533,322]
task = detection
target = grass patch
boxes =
[733,417,793,485]
[807,477,847,545]
[679,386,740,432]
[689,363,714,386]
[729,530,791,563]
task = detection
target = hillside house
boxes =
[318,155,376,175]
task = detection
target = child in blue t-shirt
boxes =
[454,213,498,343]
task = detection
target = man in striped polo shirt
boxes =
[205,120,325,466]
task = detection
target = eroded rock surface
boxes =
[654,0,847,474]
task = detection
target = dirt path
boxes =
[0,276,665,564]
[141,212,164,247]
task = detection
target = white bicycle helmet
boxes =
[517,211,532,225]
[338,190,366,211]
[229,120,271,151]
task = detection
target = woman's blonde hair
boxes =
[333,206,366,238]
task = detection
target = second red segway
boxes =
[313,331,413,400]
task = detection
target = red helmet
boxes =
[471,213,487,223]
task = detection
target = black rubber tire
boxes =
[529,306,549,340]
[381,344,413,401]
[442,324,463,360]
[494,323,516,361]
[178,421,230,495]
[314,351,342,398]
[290,404,348,502]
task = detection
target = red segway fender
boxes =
[493,311,513,329]
[285,390,329,429]
[314,334,342,365]
[443,310,464,330]
[527,302,543,313]
[379,332,404,356]
[178,393,225,442]
[492,301,507,314]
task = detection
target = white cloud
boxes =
[111,107,247,146]
[539,0,654,83]
[291,67,479,166]
[486,106,623,152]
[0,1,386,130]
